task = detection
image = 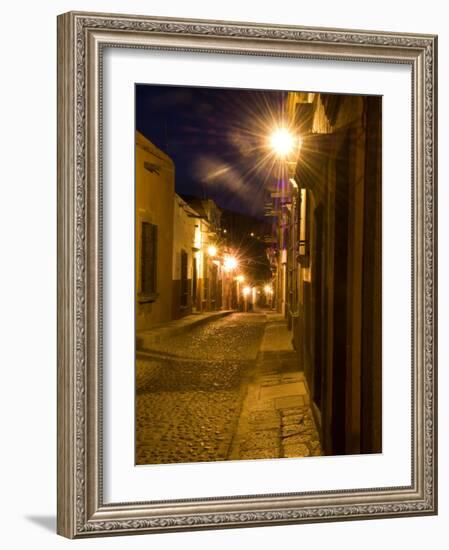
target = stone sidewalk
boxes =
[229,314,323,460]
[136,310,234,350]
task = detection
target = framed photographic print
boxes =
[57,11,438,538]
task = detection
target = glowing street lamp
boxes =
[207,245,217,257]
[224,256,238,272]
[264,284,273,294]
[270,128,295,157]
[235,275,245,283]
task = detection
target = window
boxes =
[140,221,157,300]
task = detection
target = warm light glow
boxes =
[270,128,295,157]
[207,245,217,257]
[224,256,238,271]
[264,284,273,294]
[194,225,202,249]
[289,177,298,189]
[242,286,251,297]
[250,232,255,237]
[235,275,245,283]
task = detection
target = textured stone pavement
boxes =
[136,313,265,465]
[136,312,322,465]
[229,315,322,461]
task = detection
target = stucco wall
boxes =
[172,195,197,318]
[135,131,175,330]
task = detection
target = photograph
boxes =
[55,10,436,537]
[0,0,443,544]
[135,85,382,466]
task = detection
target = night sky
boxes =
[136,85,288,219]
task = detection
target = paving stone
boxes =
[274,395,305,409]
[282,375,303,383]
[260,376,281,386]
[250,420,280,431]
[282,413,306,426]
[281,433,314,447]
[280,407,305,415]
[286,433,316,444]
[240,430,280,451]
[253,400,276,411]
[260,382,306,400]
[300,418,316,431]
[247,411,280,424]
[283,443,310,458]
[240,447,280,460]
[282,424,302,437]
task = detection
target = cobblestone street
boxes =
[136,312,322,465]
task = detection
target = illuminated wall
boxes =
[135,131,175,331]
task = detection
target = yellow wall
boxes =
[172,195,199,282]
[172,195,197,318]
[135,131,175,331]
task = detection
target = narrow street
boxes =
[135,87,383,463]
[136,312,322,465]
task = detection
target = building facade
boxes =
[172,195,223,319]
[136,131,226,333]
[267,92,382,456]
[180,197,223,314]
[135,131,175,332]
[172,195,196,320]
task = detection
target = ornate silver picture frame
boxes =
[57,11,437,538]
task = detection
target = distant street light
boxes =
[242,286,251,297]
[235,275,245,283]
[270,128,295,157]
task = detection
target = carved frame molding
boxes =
[57,11,437,538]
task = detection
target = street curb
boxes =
[136,310,235,350]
